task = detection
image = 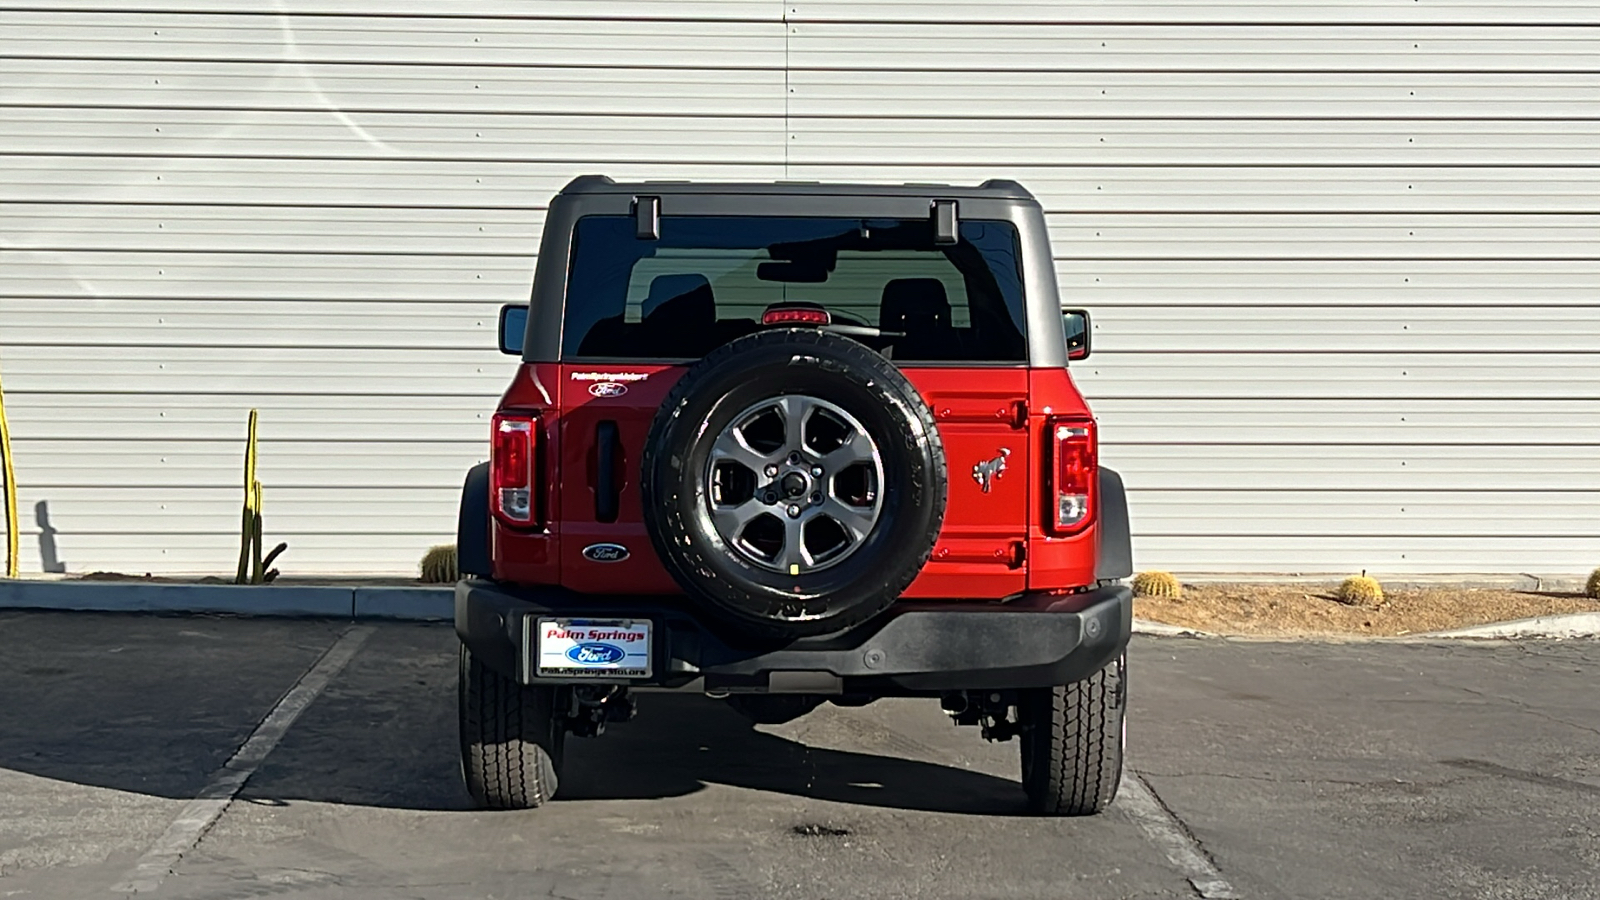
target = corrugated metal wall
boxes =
[2,2,1597,577]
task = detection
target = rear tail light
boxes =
[1048,417,1096,534]
[492,412,539,526]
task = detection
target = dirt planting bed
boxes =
[1135,582,1600,637]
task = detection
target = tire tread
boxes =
[1022,653,1125,816]
[459,647,562,809]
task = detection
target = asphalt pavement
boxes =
[1,611,1596,899]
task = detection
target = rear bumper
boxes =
[455,579,1131,695]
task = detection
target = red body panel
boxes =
[554,363,682,594]
[897,367,1030,598]
[491,362,1100,599]
[1025,366,1099,592]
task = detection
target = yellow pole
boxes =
[0,363,18,579]
[235,410,259,584]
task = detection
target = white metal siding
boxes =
[1,1,1596,577]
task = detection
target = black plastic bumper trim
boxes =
[455,580,1131,695]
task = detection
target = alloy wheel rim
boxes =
[703,394,885,574]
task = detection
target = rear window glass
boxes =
[561,216,1027,363]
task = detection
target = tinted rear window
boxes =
[561,216,1026,363]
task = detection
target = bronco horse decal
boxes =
[971,448,1011,493]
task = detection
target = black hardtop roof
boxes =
[558,174,1038,203]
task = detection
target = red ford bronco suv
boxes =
[454,176,1133,815]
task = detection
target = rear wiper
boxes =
[821,323,904,340]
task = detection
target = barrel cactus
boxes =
[1586,567,1600,600]
[1337,574,1384,606]
[1131,570,1182,600]
[420,544,459,584]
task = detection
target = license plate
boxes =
[534,618,652,678]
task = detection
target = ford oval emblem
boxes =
[589,381,628,398]
[582,542,629,563]
[566,642,626,666]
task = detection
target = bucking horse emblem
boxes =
[971,448,1011,493]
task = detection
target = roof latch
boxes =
[634,195,660,240]
[931,198,959,245]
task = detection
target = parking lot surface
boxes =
[1,611,1596,899]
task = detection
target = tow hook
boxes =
[565,685,636,737]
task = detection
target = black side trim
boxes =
[1096,467,1133,581]
[458,463,491,578]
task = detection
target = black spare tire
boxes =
[640,329,947,638]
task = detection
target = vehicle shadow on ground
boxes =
[558,694,1031,816]
[0,617,1024,815]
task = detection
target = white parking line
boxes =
[110,625,375,894]
[1118,772,1241,900]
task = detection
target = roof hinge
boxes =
[634,196,660,240]
[931,198,959,244]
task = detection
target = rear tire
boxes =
[1019,653,1125,816]
[459,646,565,809]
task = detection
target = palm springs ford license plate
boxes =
[534,618,651,678]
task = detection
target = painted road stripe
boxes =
[1119,772,1241,900]
[110,625,376,894]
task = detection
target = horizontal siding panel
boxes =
[790,2,1600,25]
[0,345,516,395]
[1089,305,1600,353]
[0,298,512,349]
[0,108,787,164]
[791,119,1600,167]
[2,250,532,300]
[788,70,1600,120]
[5,1,777,18]
[1129,536,1599,574]
[4,204,542,255]
[0,156,784,206]
[1,393,491,442]
[787,23,1600,72]
[11,487,460,535]
[4,439,484,489]
[1060,259,1600,305]
[0,58,788,116]
[1096,398,1600,446]
[1047,213,1600,260]
[1130,490,1600,537]
[1103,444,1600,491]
[783,164,1600,213]
[0,531,454,576]
[1073,352,1600,399]
[3,12,786,67]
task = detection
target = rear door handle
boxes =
[595,420,619,523]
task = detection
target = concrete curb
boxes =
[1410,612,1600,640]
[0,579,453,620]
[1132,618,1214,638]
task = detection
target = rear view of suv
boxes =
[454,176,1134,815]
